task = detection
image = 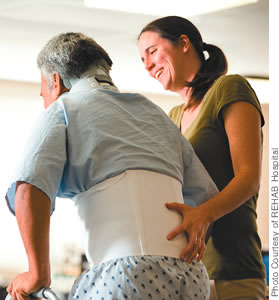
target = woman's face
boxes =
[138,31,187,92]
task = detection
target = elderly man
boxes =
[6,32,217,300]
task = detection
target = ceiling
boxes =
[0,0,269,95]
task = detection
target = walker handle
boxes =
[5,287,61,300]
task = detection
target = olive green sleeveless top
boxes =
[169,74,266,280]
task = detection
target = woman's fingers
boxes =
[165,201,186,213]
[197,241,206,261]
[167,224,185,240]
[179,234,201,262]
[168,224,205,262]
[166,202,208,262]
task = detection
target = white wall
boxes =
[0,79,269,286]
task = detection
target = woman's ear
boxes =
[179,34,190,52]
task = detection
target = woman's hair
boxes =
[37,32,113,87]
[138,16,228,108]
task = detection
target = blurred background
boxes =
[0,0,270,298]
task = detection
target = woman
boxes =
[138,16,266,299]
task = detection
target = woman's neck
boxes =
[180,101,202,134]
[177,48,202,106]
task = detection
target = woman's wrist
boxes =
[199,200,218,224]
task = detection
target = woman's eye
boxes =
[150,49,156,55]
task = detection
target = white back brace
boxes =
[74,170,188,267]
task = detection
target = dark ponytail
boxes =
[188,43,228,108]
[138,16,228,108]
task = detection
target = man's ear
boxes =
[179,34,190,52]
[52,73,67,100]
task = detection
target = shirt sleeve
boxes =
[5,102,67,216]
[216,75,265,126]
[180,136,219,207]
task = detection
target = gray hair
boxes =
[37,32,113,88]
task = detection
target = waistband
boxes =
[74,170,187,267]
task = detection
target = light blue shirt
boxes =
[5,78,218,215]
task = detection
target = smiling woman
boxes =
[138,31,191,92]
[137,15,268,299]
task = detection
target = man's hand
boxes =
[166,202,211,263]
[7,271,50,300]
